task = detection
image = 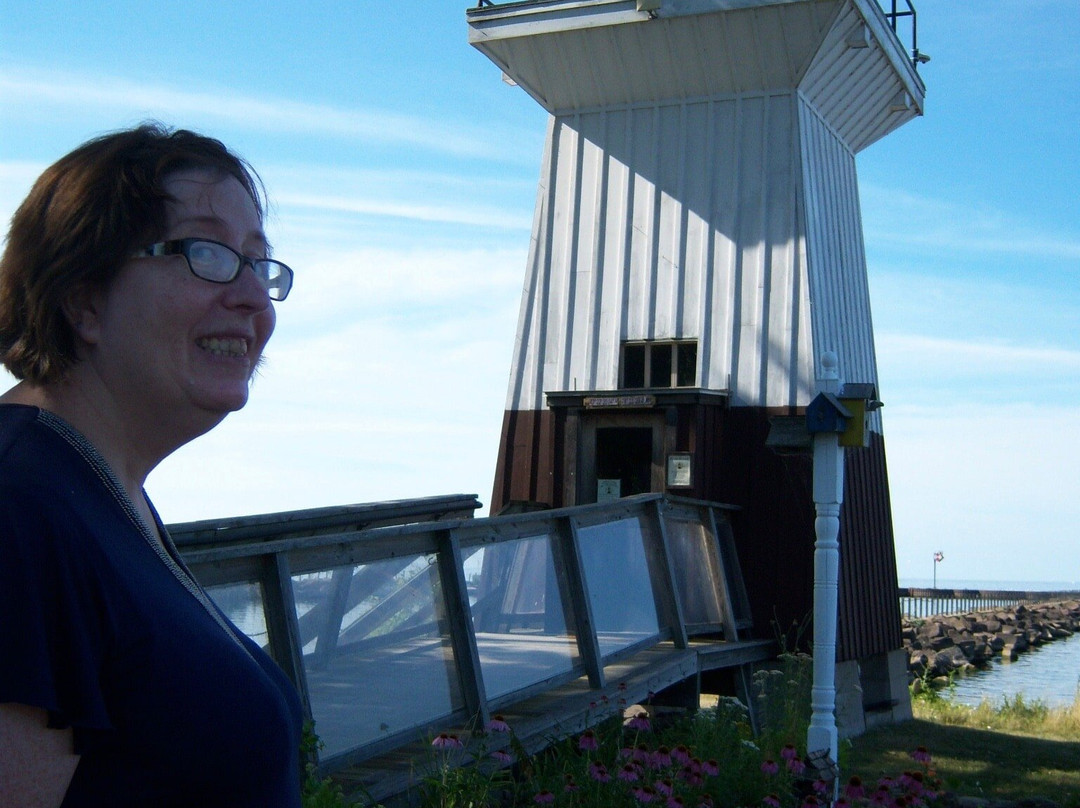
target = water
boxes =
[899,578,1080,709]
[940,632,1080,709]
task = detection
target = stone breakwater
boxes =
[902,600,1080,686]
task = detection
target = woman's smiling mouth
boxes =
[197,336,249,358]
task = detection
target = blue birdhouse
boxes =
[806,392,852,434]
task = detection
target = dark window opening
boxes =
[650,347,671,389]
[619,341,697,389]
[676,342,697,387]
[622,344,646,389]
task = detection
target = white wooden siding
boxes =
[504,92,818,410]
[798,96,883,430]
[481,0,923,422]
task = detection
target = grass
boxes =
[844,690,1080,807]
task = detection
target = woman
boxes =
[0,125,302,806]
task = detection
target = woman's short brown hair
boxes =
[0,123,264,383]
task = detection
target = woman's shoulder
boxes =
[0,404,109,553]
[0,404,90,490]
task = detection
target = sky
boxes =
[1,2,1077,588]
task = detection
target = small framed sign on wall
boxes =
[666,452,692,488]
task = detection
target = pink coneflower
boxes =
[786,756,806,776]
[618,764,641,782]
[564,774,579,793]
[618,682,629,691]
[761,758,779,776]
[486,715,511,733]
[667,796,685,808]
[589,762,611,783]
[870,785,892,805]
[800,797,820,808]
[672,745,692,766]
[627,711,652,732]
[900,770,925,794]
[678,764,703,788]
[812,778,829,795]
[490,749,513,764]
[633,743,651,763]
[762,794,781,808]
[431,733,463,750]
[578,729,599,751]
[911,746,932,765]
[698,795,714,808]
[844,776,865,800]
[653,778,674,796]
[651,746,672,769]
[702,759,719,777]
[533,790,556,804]
[781,743,798,760]
[632,785,658,803]
[834,800,852,808]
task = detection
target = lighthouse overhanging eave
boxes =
[467,0,925,149]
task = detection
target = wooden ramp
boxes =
[174,494,776,803]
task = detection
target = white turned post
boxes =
[807,351,844,784]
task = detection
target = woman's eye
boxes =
[189,243,219,264]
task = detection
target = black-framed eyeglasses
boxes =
[138,238,294,301]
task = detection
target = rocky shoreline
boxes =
[901,600,1080,688]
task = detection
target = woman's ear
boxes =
[61,283,104,346]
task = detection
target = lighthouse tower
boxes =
[469,0,924,734]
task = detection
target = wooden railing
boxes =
[173,493,771,799]
[898,588,1080,619]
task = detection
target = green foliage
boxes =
[847,715,1080,807]
[405,671,940,808]
[912,685,1080,738]
[301,723,368,808]
[752,652,814,756]
[909,666,955,710]
[420,721,517,808]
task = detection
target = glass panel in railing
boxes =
[575,515,662,657]
[662,513,725,630]
[291,555,463,758]
[206,581,269,649]
[464,534,580,699]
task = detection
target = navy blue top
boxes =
[0,405,303,807]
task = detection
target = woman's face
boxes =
[77,168,276,432]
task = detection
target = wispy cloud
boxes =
[0,66,525,162]
[878,332,1080,373]
[277,192,530,230]
[861,182,1080,261]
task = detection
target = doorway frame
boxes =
[577,411,669,504]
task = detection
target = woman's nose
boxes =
[226,261,273,310]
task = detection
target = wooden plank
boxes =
[437,529,489,723]
[170,494,482,548]
[260,554,313,725]
[650,499,690,649]
[560,516,605,689]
